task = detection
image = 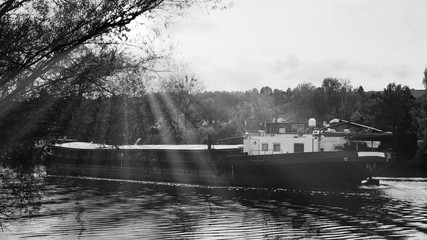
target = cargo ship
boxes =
[45,118,393,187]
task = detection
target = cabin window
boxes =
[294,143,304,153]
[261,143,268,151]
[273,143,281,152]
[291,124,305,133]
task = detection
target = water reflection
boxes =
[2,176,427,239]
[0,166,45,231]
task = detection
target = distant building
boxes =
[410,89,427,99]
[368,89,426,98]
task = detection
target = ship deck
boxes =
[54,142,243,151]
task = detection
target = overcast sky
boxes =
[166,0,427,92]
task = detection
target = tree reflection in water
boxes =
[0,142,46,231]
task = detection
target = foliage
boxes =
[0,0,232,223]
[411,95,427,164]
[1,0,155,101]
[0,140,45,230]
[0,0,229,152]
[377,83,417,160]
[0,165,44,231]
[423,67,427,90]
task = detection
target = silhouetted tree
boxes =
[423,67,427,90]
[411,94,427,164]
[260,86,273,96]
[378,83,417,161]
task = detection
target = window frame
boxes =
[294,143,305,153]
[273,143,281,152]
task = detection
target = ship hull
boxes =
[222,151,389,187]
[45,145,389,188]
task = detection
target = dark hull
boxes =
[45,148,389,187]
[222,152,388,187]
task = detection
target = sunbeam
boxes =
[156,91,234,199]
[158,91,199,144]
[146,93,173,144]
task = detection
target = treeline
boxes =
[2,77,426,164]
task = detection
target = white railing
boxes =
[248,149,283,155]
[246,133,290,137]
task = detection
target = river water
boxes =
[1,176,427,239]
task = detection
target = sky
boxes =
[165,0,427,92]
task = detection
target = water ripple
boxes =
[1,176,427,239]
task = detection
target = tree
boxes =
[310,87,328,121]
[289,82,316,121]
[153,74,205,143]
[271,88,287,105]
[260,86,272,96]
[321,78,342,117]
[378,83,417,161]
[159,74,204,122]
[0,0,165,152]
[322,78,343,95]
[199,98,218,125]
[1,1,154,102]
[0,0,228,131]
[423,67,427,90]
[0,0,228,110]
[43,46,145,98]
[411,94,427,164]
[0,0,231,172]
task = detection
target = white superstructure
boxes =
[242,118,386,156]
[243,132,320,155]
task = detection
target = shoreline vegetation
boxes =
[0,80,426,173]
